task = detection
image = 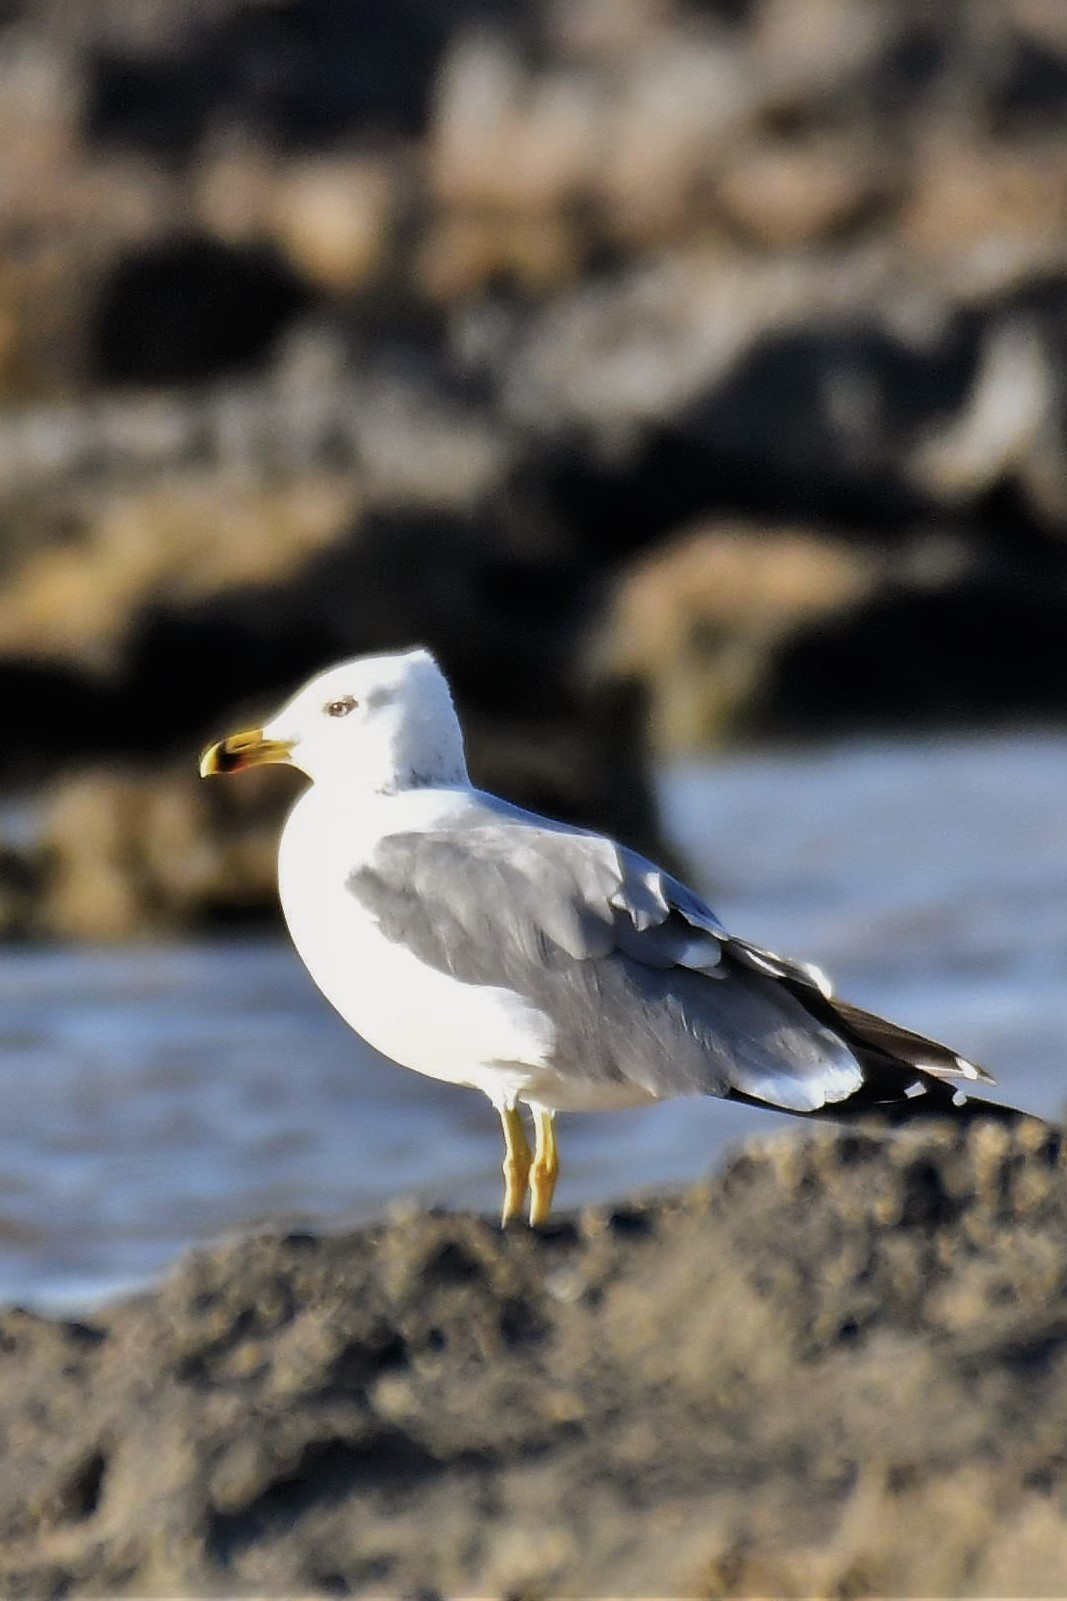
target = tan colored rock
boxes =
[418,212,582,301]
[0,43,178,401]
[715,137,898,249]
[598,35,756,244]
[268,157,397,294]
[424,34,599,297]
[0,471,357,672]
[429,34,525,210]
[599,522,876,751]
[1008,0,1067,54]
[430,36,601,215]
[903,137,1067,262]
[749,0,897,97]
[195,140,279,248]
[38,764,291,940]
[39,773,153,941]
[546,0,679,61]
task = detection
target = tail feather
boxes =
[825,995,995,1085]
[724,934,1037,1127]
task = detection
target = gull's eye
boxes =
[324,695,358,718]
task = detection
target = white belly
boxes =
[276,789,557,1108]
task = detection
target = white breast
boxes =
[276,786,556,1109]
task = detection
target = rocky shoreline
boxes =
[3,1114,1067,1597]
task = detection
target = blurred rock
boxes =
[37,765,288,940]
[598,522,876,750]
[598,31,758,244]
[902,137,1067,264]
[910,315,1057,506]
[2,0,1067,933]
[2,1119,1067,1593]
[1012,0,1067,57]
[714,136,899,250]
[430,35,602,215]
[0,37,174,401]
[748,0,898,99]
[82,0,515,155]
[39,773,147,941]
[267,156,397,294]
[0,472,359,672]
[762,574,1067,735]
[419,210,584,300]
[91,235,313,385]
[0,839,40,941]
[545,0,680,63]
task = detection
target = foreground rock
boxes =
[2,1117,1067,1596]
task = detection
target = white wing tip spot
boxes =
[904,1080,927,1098]
[803,962,834,998]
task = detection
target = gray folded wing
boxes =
[348,804,871,1112]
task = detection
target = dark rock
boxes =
[84,0,534,157]
[763,576,1067,733]
[0,662,115,786]
[92,236,314,385]
[2,1119,1067,1594]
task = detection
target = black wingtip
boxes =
[725,1080,1045,1131]
[856,1090,1040,1128]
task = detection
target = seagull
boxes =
[200,647,1027,1227]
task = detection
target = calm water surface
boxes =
[2,730,1066,1310]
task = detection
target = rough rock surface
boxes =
[3,1117,1067,1597]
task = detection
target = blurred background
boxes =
[2,0,1067,1307]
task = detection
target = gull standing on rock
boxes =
[200,647,1026,1226]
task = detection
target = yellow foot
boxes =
[499,1106,531,1226]
[529,1107,559,1227]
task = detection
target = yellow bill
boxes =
[199,728,294,777]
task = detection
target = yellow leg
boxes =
[529,1108,560,1227]
[499,1106,532,1226]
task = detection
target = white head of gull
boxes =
[263,648,468,794]
[201,646,1028,1227]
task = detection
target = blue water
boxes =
[1,730,1066,1310]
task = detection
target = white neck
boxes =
[380,707,469,793]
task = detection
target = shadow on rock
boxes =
[763,576,1067,734]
